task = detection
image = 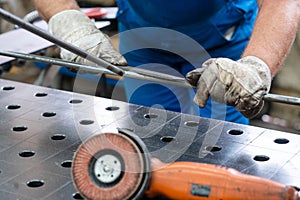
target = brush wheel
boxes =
[72,132,150,200]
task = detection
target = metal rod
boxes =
[0,8,125,76]
[0,50,191,88]
[1,50,300,106]
[0,50,114,75]
[263,93,300,106]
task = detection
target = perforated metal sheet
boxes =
[0,78,299,199]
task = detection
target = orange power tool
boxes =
[72,129,299,200]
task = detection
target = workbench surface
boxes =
[0,78,299,199]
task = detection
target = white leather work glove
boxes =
[48,10,127,66]
[186,56,272,119]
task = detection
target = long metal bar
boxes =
[0,50,191,88]
[0,50,113,75]
[0,8,125,76]
[263,93,300,106]
[1,50,300,106]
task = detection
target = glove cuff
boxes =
[48,10,103,61]
[49,10,93,38]
[239,56,272,92]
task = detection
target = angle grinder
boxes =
[72,129,300,200]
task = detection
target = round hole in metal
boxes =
[26,179,44,188]
[61,160,72,168]
[160,136,175,143]
[12,126,27,132]
[205,146,222,152]
[253,155,270,162]
[227,129,244,135]
[80,120,94,125]
[69,99,83,104]
[184,121,199,127]
[119,127,134,132]
[6,105,21,110]
[42,112,56,117]
[2,86,15,91]
[144,113,158,119]
[73,192,84,199]
[19,150,35,158]
[51,134,66,141]
[274,138,289,144]
[35,92,48,97]
[105,106,120,111]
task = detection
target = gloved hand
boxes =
[186,56,271,119]
[48,10,127,66]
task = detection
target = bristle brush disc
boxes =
[72,132,150,200]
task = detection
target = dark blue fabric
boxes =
[125,0,226,27]
[115,0,258,124]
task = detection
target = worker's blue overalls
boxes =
[115,0,258,124]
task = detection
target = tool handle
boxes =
[147,159,299,200]
[83,7,107,19]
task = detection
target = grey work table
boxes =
[0,78,299,199]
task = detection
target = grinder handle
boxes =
[146,158,299,200]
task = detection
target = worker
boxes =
[33,0,300,124]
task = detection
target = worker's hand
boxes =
[48,10,127,66]
[186,56,271,119]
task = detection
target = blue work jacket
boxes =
[115,0,259,124]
